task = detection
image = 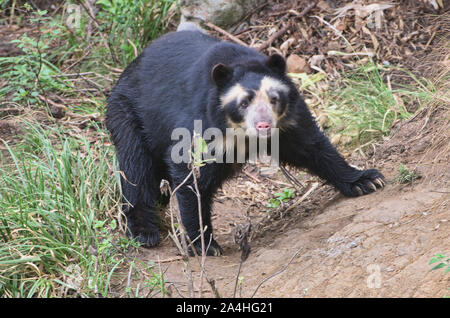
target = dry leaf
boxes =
[333,2,396,21]
[317,0,333,13]
[334,18,348,32]
[280,37,296,56]
[362,26,379,52]
[331,134,341,145]
[287,54,310,73]
[309,55,326,74]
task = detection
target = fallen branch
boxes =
[242,169,261,183]
[256,22,292,52]
[256,2,316,52]
[284,182,319,213]
[147,256,183,263]
[205,22,248,47]
[279,164,304,191]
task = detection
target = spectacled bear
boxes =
[105,30,385,256]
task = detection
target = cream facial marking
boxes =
[259,76,289,95]
[220,83,248,107]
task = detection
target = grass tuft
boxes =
[311,61,436,149]
[0,120,124,297]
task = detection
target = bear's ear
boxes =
[211,63,233,87]
[266,54,286,75]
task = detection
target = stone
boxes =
[179,0,264,28]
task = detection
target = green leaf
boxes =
[429,257,440,265]
[96,0,112,9]
[109,219,117,230]
[431,263,446,271]
[37,9,48,16]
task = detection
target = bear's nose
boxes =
[256,121,271,130]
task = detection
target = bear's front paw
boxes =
[126,223,161,247]
[188,238,223,256]
[340,169,386,197]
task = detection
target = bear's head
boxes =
[211,54,292,139]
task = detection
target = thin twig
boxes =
[251,248,303,297]
[232,222,251,298]
[233,260,244,298]
[166,161,220,298]
[9,0,17,25]
[147,256,183,263]
[242,169,261,183]
[76,0,118,63]
[126,262,133,293]
[50,72,95,77]
[167,171,195,297]
[279,164,304,191]
[205,22,248,47]
[256,22,292,52]
[284,182,319,213]
[191,167,207,298]
[229,1,270,34]
[63,48,91,73]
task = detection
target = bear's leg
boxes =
[107,104,162,246]
[281,125,385,197]
[118,147,162,246]
[121,167,162,247]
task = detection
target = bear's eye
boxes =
[239,99,249,108]
[270,96,279,104]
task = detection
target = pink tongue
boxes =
[256,122,271,130]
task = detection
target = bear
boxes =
[105,30,385,256]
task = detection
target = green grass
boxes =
[314,61,436,148]
[96,0,178,66]
[0,121,126,297]
[0,1,178,298]
[0,1,177,107]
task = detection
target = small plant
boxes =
[96,0,177,65]
[316,60,434,148]
[429,254,450,274]
[0,121,124,297]
[267,188,295,209]
[0,9,72,104]
[117,237,141,252]
[395,164,417,184]
[191,132,213,167]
